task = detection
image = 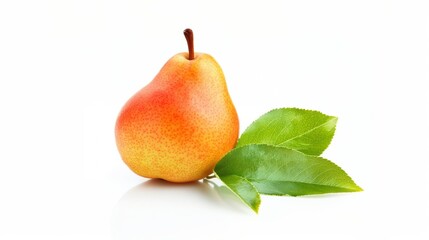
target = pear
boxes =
[115,29,239,183]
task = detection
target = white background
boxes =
[1,0,428,239]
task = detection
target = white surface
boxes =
[1,0,428,239]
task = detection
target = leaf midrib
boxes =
[277,117,337,146]
[245,177,358,190]
[215,173,261,212]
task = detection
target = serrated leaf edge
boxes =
[213,172,261,214]
[216,144,363,195]
[278,117,338,155]
[239,107,336,137]
[237,108,339,155]
[250,180,363,197]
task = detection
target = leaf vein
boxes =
[278,118,336,146]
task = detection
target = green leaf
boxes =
[236,108,338,156]
[214,175,261,213]
[214,144,362,199]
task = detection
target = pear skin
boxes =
[115,29,239,183]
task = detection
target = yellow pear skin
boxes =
[115,29,239,182]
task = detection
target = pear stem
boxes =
[183,28,194,60]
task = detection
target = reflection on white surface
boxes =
[112,179,250,239]
[1,0,429,239]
